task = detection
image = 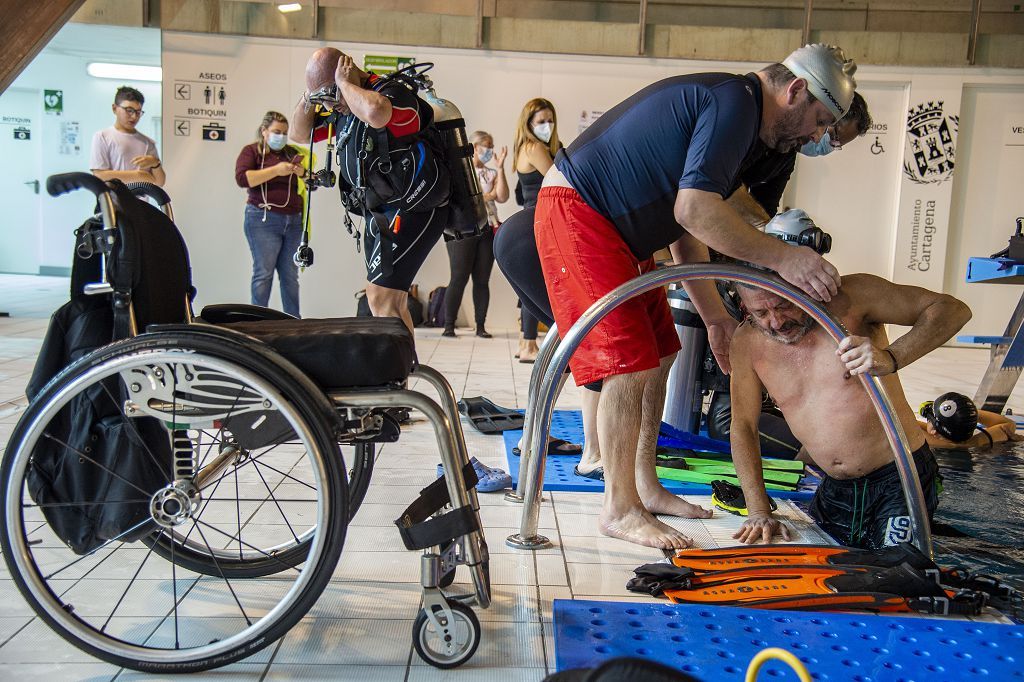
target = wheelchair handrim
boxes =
[3,347,335,666]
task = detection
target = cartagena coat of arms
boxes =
[903,101,959,185]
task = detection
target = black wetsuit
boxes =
[809,443,940,550]
[317,75,450,291]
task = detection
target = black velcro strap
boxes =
[907,590,985,616]
[394,461,480,551]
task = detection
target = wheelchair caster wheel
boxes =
[413,599,481,669]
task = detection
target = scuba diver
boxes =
[290,48,485,334]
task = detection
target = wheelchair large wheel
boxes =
[145,440,373,578]
[0,332,348,672]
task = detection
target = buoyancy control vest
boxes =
[335,64,487,240]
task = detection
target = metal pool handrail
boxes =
[506,263,934,558]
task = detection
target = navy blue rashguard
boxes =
[556,73,763,259]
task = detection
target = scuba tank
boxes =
[422,88,488,239]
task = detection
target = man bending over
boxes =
[729,257,971,548]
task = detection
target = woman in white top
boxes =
[442,130,509,338]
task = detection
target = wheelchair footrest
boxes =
[395,461,479,551]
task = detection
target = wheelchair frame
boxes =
[0,173,491,672]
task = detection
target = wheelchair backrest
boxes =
[73,180,194,334]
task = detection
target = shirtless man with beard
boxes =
[728,249,971,549]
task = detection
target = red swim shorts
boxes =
[534,186,680,386]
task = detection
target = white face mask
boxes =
[799,132,836,157]
[478,147,494,164]
[267,132,288,151]
[532,122,553,144]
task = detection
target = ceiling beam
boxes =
[0,0,88,95]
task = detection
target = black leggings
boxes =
[493,208,554,327]
[494,208,603,389]
[444,230,494,328]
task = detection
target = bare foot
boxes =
[640,485,713,519]
[599,506,694,549]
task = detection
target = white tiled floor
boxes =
[1,273,1023,681]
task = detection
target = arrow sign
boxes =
[174,83,191,100]
[174,119,190,136]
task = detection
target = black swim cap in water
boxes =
[925,392,979,442]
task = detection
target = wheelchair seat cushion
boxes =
[220,317,416,389]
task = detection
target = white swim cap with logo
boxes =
[782,44,857,121]
[765,209,815,242]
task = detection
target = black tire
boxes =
[347,441,375,520]
[412,599,481,669]
[0,331,348,672]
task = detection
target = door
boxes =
[0,87,43,273]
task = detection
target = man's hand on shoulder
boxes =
[733,512,791,545]
[774,247,841,303]
[836,335,897,378]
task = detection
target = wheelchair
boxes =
[0,173,491,672]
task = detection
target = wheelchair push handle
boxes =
[124,181,171,207]
[46,172,110,199]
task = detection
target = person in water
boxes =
[728,253,972,549]
[917,391,1022,450]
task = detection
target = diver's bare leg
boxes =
[635,354,713,519]
[598,367,694,549]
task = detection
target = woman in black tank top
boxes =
[512,98,561,362]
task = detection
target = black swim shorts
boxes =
[808,443,940,550]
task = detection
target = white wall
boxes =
[2,24,162,273]
[160,32,1024,335]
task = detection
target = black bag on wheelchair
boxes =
[24,180,190,554]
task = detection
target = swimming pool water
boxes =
[932,442,1024,595]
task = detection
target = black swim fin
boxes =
[458,396,526,434]
[710,480,778,516]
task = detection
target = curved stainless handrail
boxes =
[507,263,933,557]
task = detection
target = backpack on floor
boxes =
[426,286,447,327]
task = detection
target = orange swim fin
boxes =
[660,563,984,615]
[670,543,937,574]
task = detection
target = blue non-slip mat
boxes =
[554,599,1024,681]
[503,410,817,500]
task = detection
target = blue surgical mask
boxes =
[799,132,835,157]
[267,132,288,151]
[532,122,553,144]
[478,147,494,164]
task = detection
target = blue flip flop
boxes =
[437,457,512,493]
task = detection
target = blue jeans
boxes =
[243,205,302,317]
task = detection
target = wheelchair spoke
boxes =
[189,517,304,575]
[250,460,300,544]
[42,517,155,580]
[101,534,162,633]
[190,522,251,625]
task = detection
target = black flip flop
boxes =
[513,438,584,456]
[573,465,604,481]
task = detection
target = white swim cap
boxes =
[766,209,816,241]
[782,44,857,121]
[765,209,832,254]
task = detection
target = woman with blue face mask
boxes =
[511,98,561,362]
[234,111,308,317]
[441,131,509,338]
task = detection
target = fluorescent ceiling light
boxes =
[278,3,302,12]
[87,62,162,82]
